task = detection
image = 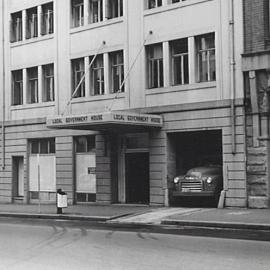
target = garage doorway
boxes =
[125,152,149,204]
[168,130,223,207]
[170,130,223,176]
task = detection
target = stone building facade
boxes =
[243,0,270,208]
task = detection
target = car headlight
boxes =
[206,177,213,184]
[174,177,180,184]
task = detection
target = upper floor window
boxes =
[148,0,162,9]
[171,38,189,85]
[43,64,54,102]
[106,0,123,19]
[41,2,54,35]
[89,0,103,23]
[10,12,22,43]
[72,58,85,98]
[72,0,84,27]
[196,33,216,82]
[11,69,23,106]
[26,7,38,39]
[110,50,124,93]
[27,67,38,104]
[147,43,163,89]
[90,55,104,96]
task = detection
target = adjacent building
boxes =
[0,0,246,207]
[242,0,270,208]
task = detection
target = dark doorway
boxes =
[125,152,149,204]
[12,156,24,198]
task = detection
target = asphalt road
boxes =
[0,219,269,270]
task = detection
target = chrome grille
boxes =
[181,180,202,192]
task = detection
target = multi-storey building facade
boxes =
[243,0,270,208]
[0,0,246,207]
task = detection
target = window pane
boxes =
[72,58,85,97]
[41,2,54,35]
[31,141,39,154]
[12,70,23,105]
[49,139,56,153]
[40,140,48,154]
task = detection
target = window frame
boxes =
[30,138,55,155]
[171,38,189,85]
[196,33,216,83]
[89,0,103,24]
[10,12,22,43]
[27,67,39,104]
[71,0,84,27]
[72,58,85,98]
[110,50,124,93]
[90,54,104,96]
[147,44,164,89]
[41,2,54,35]
[26,7,38,39]
[11,69,23,106]
[43,64,55,102]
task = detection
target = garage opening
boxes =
[168,130,223,207]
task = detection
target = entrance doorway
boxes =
[12,156,24,198]
[125,152,149,204]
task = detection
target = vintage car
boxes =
[172,166,223,203]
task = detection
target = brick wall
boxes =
[243,0,269,53]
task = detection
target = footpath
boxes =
[1,203,270,241]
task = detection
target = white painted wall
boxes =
[2,0,244,121]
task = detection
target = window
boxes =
[90,55,104,95]
[41,2,54,35]
[72,58,85,98]
[30,138,55,154]
[196,33,216,82]
[27,67,38,104]
[72,0,84,27]
[106,0,123,19]
[75,136,95,153]
[26,7,38,39]
[12,70,23,106]
[43,64,54,102]
[171,38,189,85]
[171,0,186,3]
[110,50,124,93]
[148,0,162,9]
[89,0,103,23]
[10,12,22,42]
[147,44,163,89]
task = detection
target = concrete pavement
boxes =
[1,203,270,240]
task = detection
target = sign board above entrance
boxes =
[46,111,163,130]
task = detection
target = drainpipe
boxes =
[1,0,5,170]
[229,0,236,155]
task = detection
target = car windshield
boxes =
[185,171,202,178]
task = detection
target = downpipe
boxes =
[229,0,236,155]
[1,0,5,170]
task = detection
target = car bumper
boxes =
[172,190,215,197]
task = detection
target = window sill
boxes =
[145,81,216,95]
[10,34,54,48]
[70,17,124,35]
[70,92,125,104]
[10,101,55,110]
[144,0,213,17]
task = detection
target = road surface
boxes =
[0,218,269,270]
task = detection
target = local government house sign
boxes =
[46,111,163,130]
